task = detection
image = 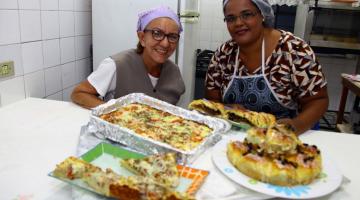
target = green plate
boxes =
[228,120,252,130]
[49,142,208,198]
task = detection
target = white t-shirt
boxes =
[87,57,158,101]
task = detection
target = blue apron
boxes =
[223,40,297,119]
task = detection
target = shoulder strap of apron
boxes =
[261,39,265,74]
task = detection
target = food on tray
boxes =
[99,103,213,151]
[53,156,101,180]
[227,124,322,186]
[53,156,194,200]
[188,99,276,128]
[121,153,180,188]
[188,99,226,118]
[225,109,276,128]
[246,124,300,154]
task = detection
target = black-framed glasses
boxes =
[224,10,258,23]
[144,29,180,43]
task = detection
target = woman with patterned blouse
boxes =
[205,0,329,134]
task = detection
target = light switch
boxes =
[0,61,15,78]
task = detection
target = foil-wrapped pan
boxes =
[89,93,231,164]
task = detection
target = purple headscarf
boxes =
[137,6,183,33]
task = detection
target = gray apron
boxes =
[223,40,297,119]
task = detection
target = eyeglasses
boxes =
[143,29,180,43]
[224,11,258,23]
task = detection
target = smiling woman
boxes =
[204,0,329,135]
[71,6,185,109]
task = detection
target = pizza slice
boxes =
[120,153,180,188]
[53,156,101,180]
[188,99,226,118]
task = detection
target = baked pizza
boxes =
[53,156,194,200]
[188,99,226,118]
[225,109,276,128]
[120,153,180,188]
[100,103,213,151]
[227,124,322,186]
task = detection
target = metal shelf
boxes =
[310,39,360,50]
[309,0,360,10]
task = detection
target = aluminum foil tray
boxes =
[88,93,231,164]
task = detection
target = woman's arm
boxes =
[278,87,329,135]
[71,80,105,109]
[205,88,222,102]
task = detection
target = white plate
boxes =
[212,135,343,199]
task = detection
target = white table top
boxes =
[0,98,359,200]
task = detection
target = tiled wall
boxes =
[0,0,92,107]
[198,0,230,51]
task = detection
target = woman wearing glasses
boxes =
[205,0,328,134]
[71,6,185,109]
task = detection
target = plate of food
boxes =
[212,125,343,199]
[49,142,209,200]
[188,99,276,130]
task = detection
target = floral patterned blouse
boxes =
[205,30,327,107]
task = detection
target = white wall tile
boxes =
[0,44,23,77]
[75,35,91,60]
[0,10,21,45]
[0,0,18,9]
[75,58,91,83]
[199,41,210,50]
[44,65,62,95]
[59,11,75,37]
[75,11,91,36]
[74,0,91,11]
[199,29,211,42]
[211,30,223,42]
[40,0,58,10]
[41,11,59,39]
[0,76,25,107]
[222,30,231,42]
[62,85,75,101]
[60,37,75,63]
[61,61,76,88]
[22,41,44,74]
[43,39,60,67]
[59,0,73,10]
[19,10,42,42]
[46,91,63,101]
[18,0,40,10]
[24,70,45,98]
[210,42,221,51]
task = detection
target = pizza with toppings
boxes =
[53,156,194,200]
[227,124,322,186]
[120,153,180,188]
[100,103,213,151]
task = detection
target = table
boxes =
[1,98,360,200]
[336,74,360,125]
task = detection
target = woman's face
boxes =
[138,17,179,65]
[224,0,264,46]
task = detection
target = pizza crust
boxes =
[227,125,322,186]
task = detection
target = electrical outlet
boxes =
[0,61,15,78]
